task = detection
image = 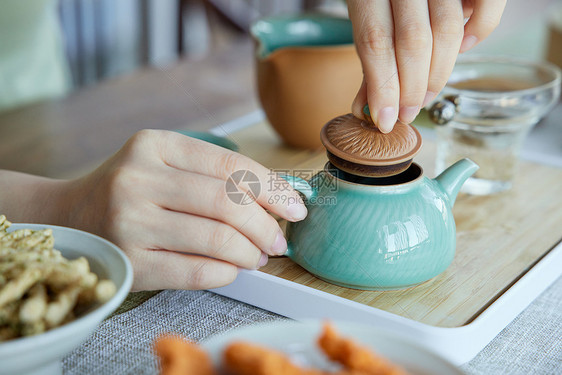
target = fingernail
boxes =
[399,106,419,124]
[271,230,287,255]
[287,201,307,221]
[460,35,478,53]
[377,107,397,133]
[422,91,437,108]
[257,253,268,268]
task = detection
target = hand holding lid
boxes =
[320,105,422,177]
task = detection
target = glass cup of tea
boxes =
[428,56,561,195]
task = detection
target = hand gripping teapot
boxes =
[282,108,478,290]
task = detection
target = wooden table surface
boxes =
[0,37,258,180]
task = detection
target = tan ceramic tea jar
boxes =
[251,14,362,149]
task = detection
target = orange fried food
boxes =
[155,335,216,375]
[223,341,326,375]
[318,323,408,375]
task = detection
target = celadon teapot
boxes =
[281,111,478,291]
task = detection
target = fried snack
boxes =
[318,323,408,375]
[223,341,328,375]
[44,284,81,328]
[0,215,117,340]
[155,323,410,375]
[155,335,216,375]
[0,267,42,307]
[19,284,47,323]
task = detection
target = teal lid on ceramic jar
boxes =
[250,14,354,58]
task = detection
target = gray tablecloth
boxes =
[63,275,562,375]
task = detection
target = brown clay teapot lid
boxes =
[320,106,422,177]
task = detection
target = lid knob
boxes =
[362,104,375,126]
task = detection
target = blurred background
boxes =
[0,0,560,181]
[57,0,347,88]
[57,0,560,89]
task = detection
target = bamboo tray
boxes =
[211,112,562,365]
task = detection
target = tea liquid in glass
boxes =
[436,77,537,195]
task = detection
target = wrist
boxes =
[0,170,76,226]
[39,178,83,228]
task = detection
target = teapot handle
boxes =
[279,175,315,201]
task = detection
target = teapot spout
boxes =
[434,159,479,205]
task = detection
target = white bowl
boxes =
[0,224,133,375]
[202,320,463,375]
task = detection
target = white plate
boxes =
[202,320,463,375]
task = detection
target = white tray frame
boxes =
[213,243,561,365]
[208,110,562,365]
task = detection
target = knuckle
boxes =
[476,16,501,34]
[217,152,242,175]
[186,261,237,289]
[397,22,432,52]
[235,242,262,269]
[128,129,157,148]
[212,185,233,216]
[232,234,262,268]
[358,25,394,56]
[207,223,233,254]
[432,19,464,44]
[186,261,212,289]
[225,234,261,269]
[367,83,399,99]
[265,217,281,240]
[401,89,430,105]
[132,128,158,141]
[427,75,450,94]
[121,129,161,158]
[251,211,278,240]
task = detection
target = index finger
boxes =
[348,0,400,133]
[158,131,308,222]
